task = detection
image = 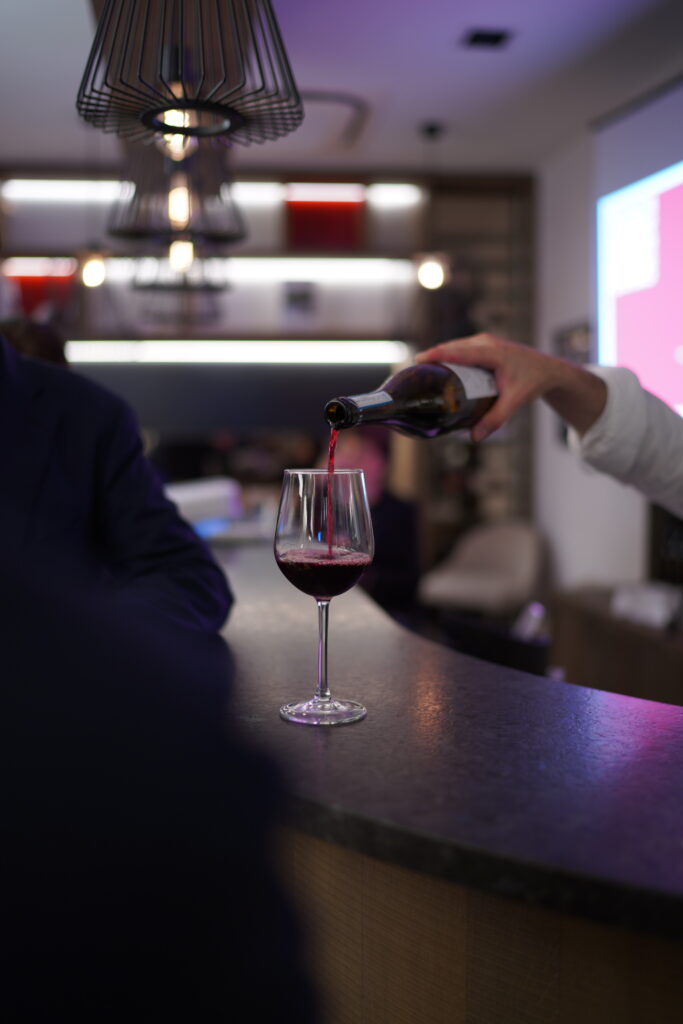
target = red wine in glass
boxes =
[276,547,371,600]
[274,468,374,726]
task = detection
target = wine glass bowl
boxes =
[274,469,374,725]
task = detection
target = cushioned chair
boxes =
[418,521,544,618]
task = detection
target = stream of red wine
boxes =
[326,427,338,556]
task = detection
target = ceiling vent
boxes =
[462,29,512,49]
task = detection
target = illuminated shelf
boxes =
[66,339,411,365]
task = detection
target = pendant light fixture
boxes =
[108,144,246,248]
[76,0,304,147]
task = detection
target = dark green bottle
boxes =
[324,362,497,438]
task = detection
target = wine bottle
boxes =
[324,362,497,438]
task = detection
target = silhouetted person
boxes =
[0,549,317,1020]
[0,315,68,365]
[0,322,232,630]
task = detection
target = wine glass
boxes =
[274,468,374,725]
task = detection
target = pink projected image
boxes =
[598,160,683,416]
[617,183,683,412]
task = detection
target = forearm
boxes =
[571,366,683,518]
[541,357,608,436]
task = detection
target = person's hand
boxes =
[416,334,561,441]
[416,333,607,440]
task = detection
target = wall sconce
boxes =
[416,254,450,290]
[81,252,107,288]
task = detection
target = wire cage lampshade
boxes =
[77,0,304,146]
[108,144,246,247]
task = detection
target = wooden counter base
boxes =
[281,828,683,1024]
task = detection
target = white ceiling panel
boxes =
[0,0,680,174]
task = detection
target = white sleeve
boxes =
[568,365,683,518]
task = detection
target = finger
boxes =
[416,335,500,368]
[416,338,482,363]
[470,393,522,442]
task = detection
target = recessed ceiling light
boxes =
[462,28,512,49]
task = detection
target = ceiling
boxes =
[1,0,682,177]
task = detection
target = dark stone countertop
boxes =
[219,544,683,941]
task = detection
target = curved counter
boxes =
[220,544,683,1020]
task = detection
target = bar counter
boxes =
[219,544,683,1021]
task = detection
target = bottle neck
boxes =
[324,397,362,429]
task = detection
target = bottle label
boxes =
[348,390,393,410]
[443,364,497,399]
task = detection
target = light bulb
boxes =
[169,240,194,273]
[155,108,199,161]
[156,132,198,161]
[82,255,106,288]
[417,258,446,290]
[168,178,190,229]
[161,108,188,128]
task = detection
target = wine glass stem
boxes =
[316,599,331,702]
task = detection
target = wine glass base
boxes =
[280,697,367,726]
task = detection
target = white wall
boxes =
[534,134,647,589]
[530,0,683,591]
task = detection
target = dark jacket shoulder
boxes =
[18,352,131,424]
